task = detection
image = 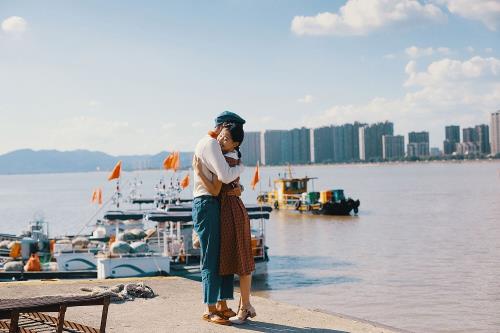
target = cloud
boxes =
[298,94,314,103]
[1,16,27,33]
[383,53,396,60]
[405,46,451,58]
[291,0,446,36]
[434,0,500,31]
[307,55,500,145]
[404,56,500,87]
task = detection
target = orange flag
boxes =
[173,151,180,171]
[180,174,189,189]
[250,162,260,190]
[163,152,175,170]
[91,189,97,203]
[97,188,103,205]
[108,161,122,181]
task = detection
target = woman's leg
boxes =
[239,274,252,307]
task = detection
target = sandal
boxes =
[229,304,257,324]
[202,312,231,325]
[218,308,237,319]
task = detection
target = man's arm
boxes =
[204,139,244,184]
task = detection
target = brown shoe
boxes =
[202,312,231,325]
[218,308,237,319]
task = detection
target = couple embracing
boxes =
[191,111,256,326]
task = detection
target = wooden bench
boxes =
[0,294,110,333]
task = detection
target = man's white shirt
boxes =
[193,135,244,198]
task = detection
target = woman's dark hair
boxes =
[223,122,244,158]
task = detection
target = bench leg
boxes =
[57,305,67,333]
[9,310,19,333]
[99,296,110,333]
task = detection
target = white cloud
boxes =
[405,56,500,87]
[291,0,446,36]
[405,46,451,58]
[485,48,493,53]
[307,55,500,146]
[1,16,27,33]
[383,53,396,60]
[298,94,314,103]
[466,46,475,53]
[434,0,500,31]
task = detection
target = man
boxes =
[192,111,245,325]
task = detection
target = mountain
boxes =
[0,149,194,175]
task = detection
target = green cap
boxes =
[215,111,246,126]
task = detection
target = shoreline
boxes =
[0,276,410,333]
[0,157,498,177]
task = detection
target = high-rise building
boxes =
[343,122,363,162]
[382,135,405,160]
[491,111,500,156]
[239,131,261,166]
[443,125,460,155]
[332,126,345,162]
[475,124,491,154]
[430,147,441,157]
[407,131,430,157]
[264,130,289,165]
[359,121,394,161]
[313,126,334,163]
[462,127,477,143]
[290,127,311,164]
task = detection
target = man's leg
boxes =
[192,196,222,306]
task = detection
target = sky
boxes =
[0,0,499,155]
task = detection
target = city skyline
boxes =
[1,1,499,155]
[241,113,498,166]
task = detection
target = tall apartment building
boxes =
[462,127,477,143]
[264,130,288,165]
[239,131,261,166]
[290,127,311,164]
[313,126,334,163]
[407,131,430,157]
[443,125,460,155]
[359,121,394,161]
[382,135,405,160]
[475,124,490,154]
[491,111,500,156]
[263,128,311,165]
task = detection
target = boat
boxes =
[257,174,360,216]
[1,172,273,281]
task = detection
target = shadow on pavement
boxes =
[233,320,349,333]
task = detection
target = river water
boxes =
[1,161,499,332]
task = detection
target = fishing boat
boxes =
[257,173,360,216]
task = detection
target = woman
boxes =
[194,122,256,324]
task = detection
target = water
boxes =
[1,162,499,332]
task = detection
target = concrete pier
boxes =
[0,277,408,333]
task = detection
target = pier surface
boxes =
[0,277,408,333]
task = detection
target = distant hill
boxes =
[0,149,194,175]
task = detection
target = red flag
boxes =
[180,174,189,189]
[250,162,260,190]
[108,161,122,181]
